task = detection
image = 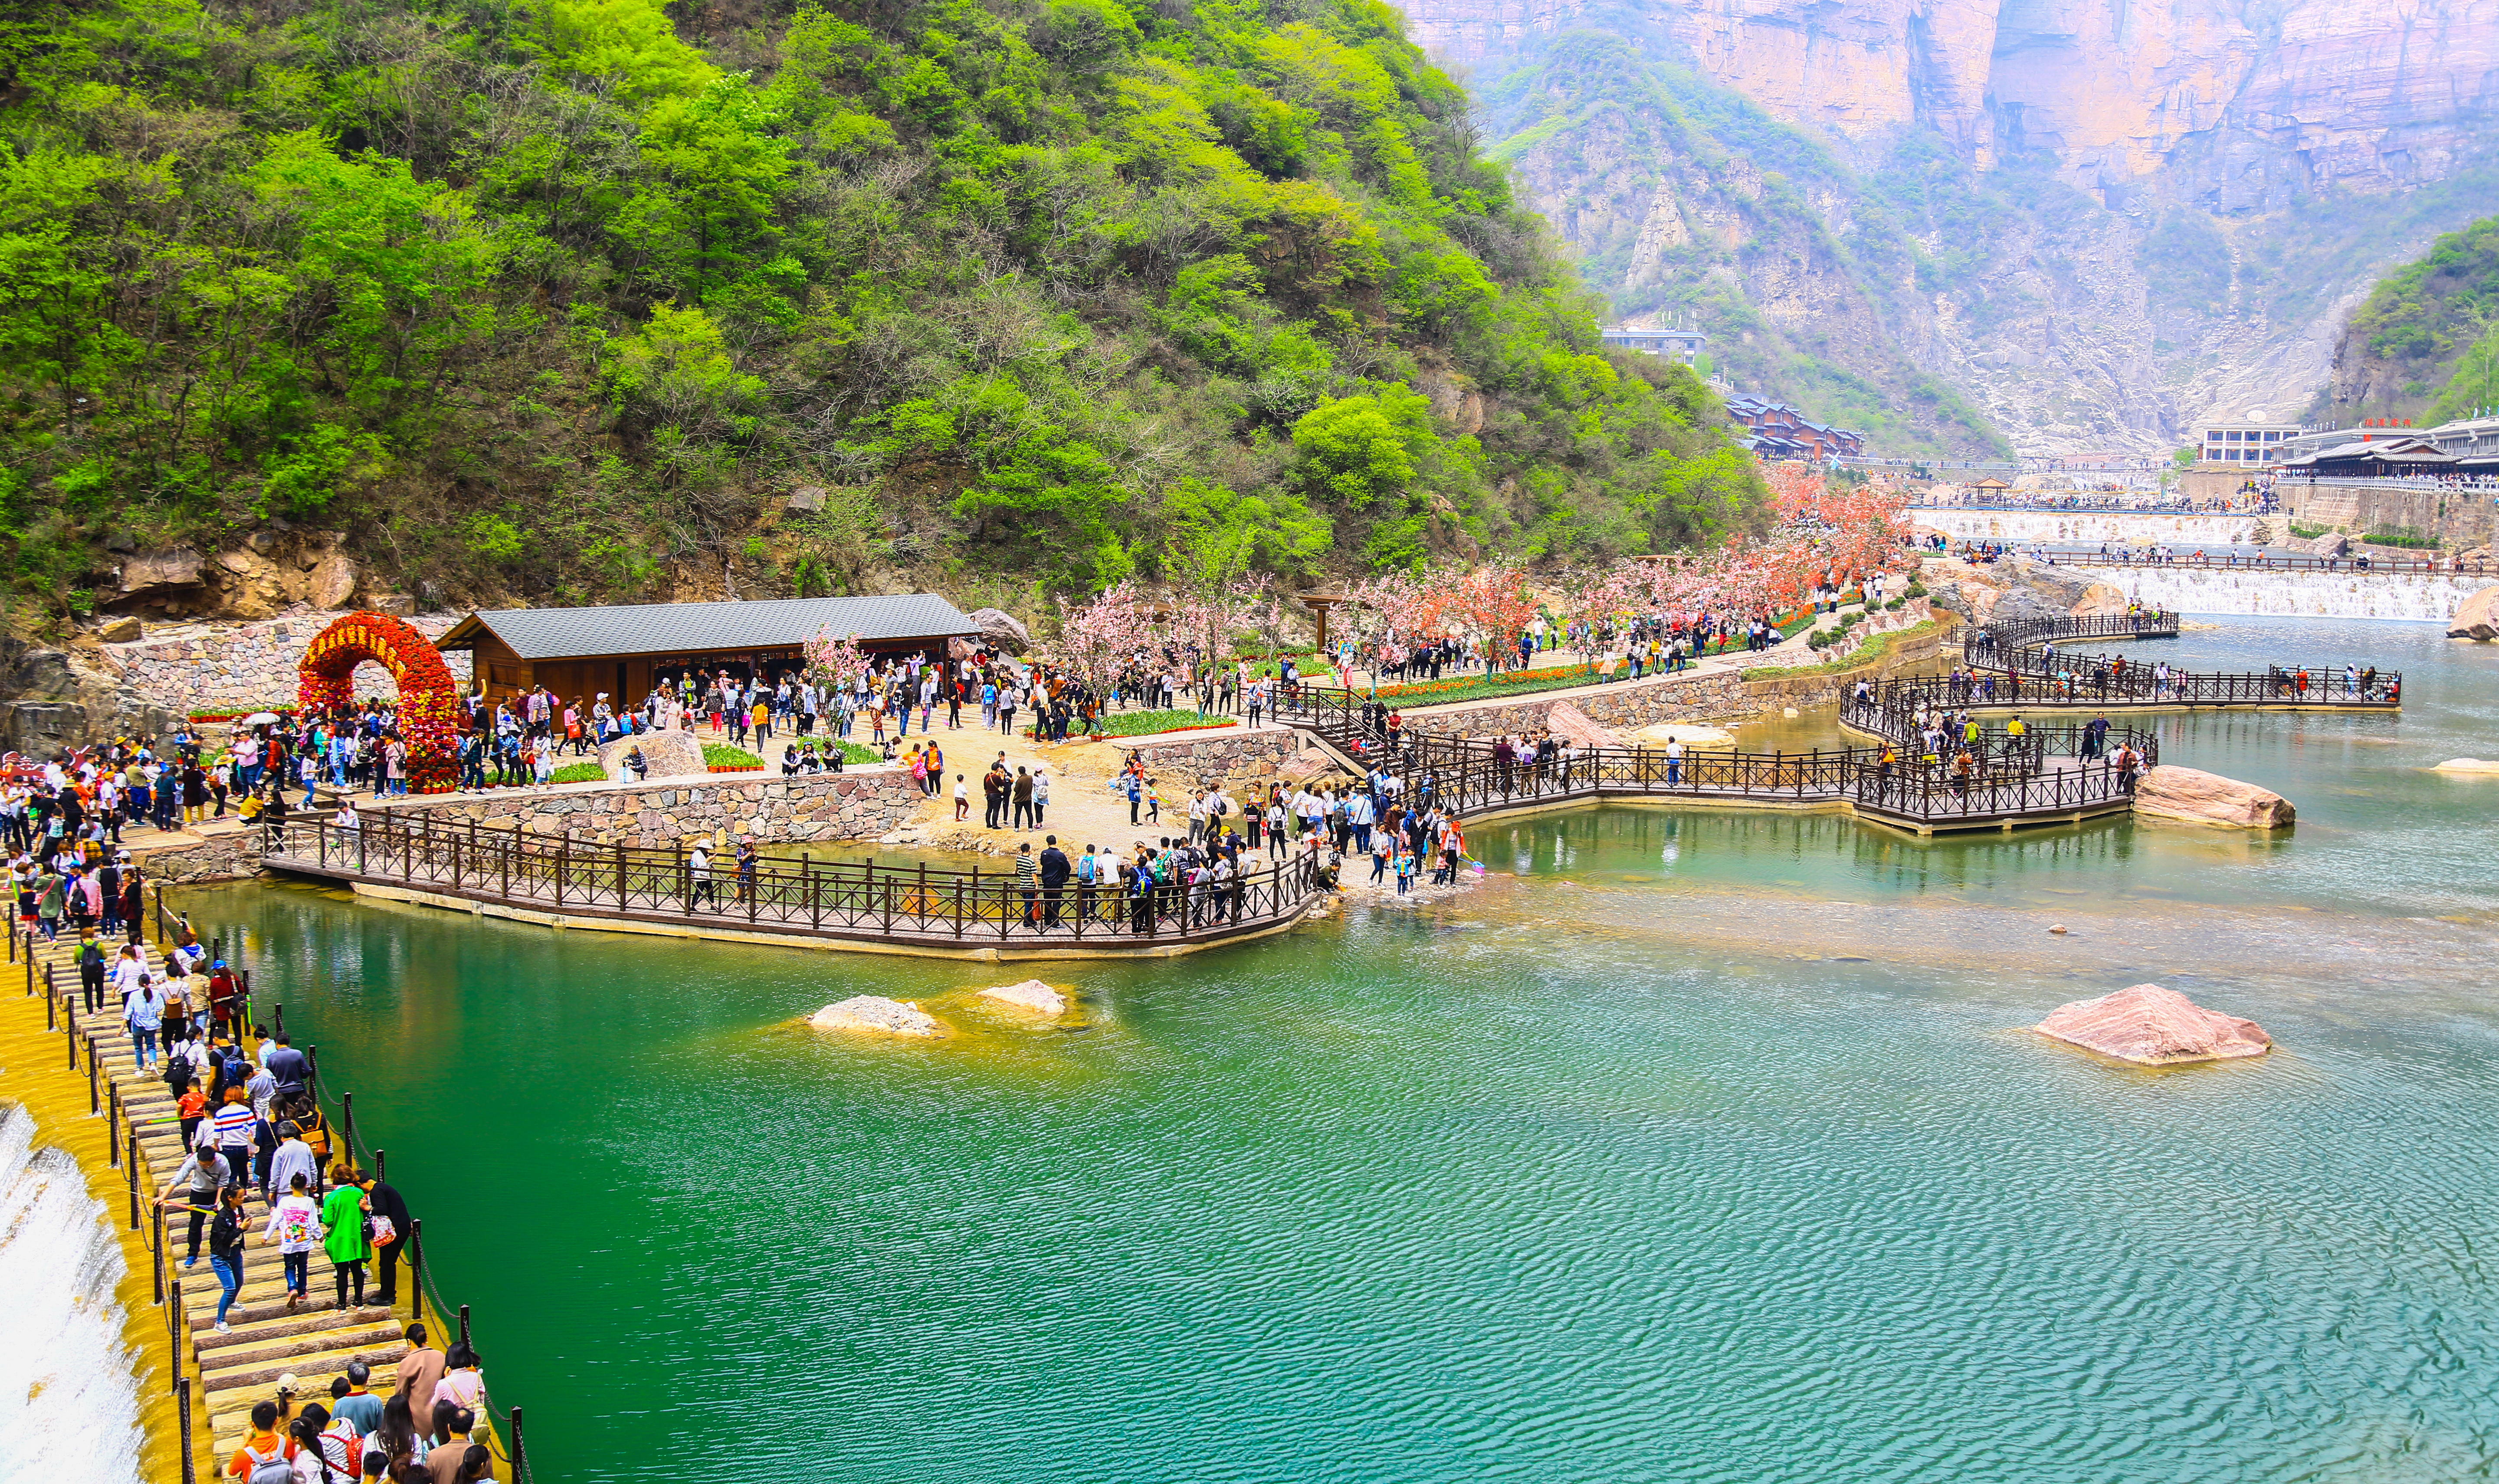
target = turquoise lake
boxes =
[194,616,2499,1481]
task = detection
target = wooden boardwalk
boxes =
[15,910,523,1478]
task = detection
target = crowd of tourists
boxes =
[136,958,496,1482]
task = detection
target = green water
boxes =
[197,618,2499,1482]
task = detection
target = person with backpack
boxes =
[76,926,105,1012]
[229,1399,299,1482]
[261,1168,325,1312]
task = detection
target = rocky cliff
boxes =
[1429,0,2499,453]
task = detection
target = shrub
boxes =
[551,761,607,783]
[702,743,764,769]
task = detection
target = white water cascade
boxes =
[2091,567,2490,622]
[0,1103,147,1484]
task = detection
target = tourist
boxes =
[1014,842,1038,923]
[1031,764,1049,825]
[366,1171,411,1307]
[397,1325,446,1439]
[432,1343,487,1423]
[126,972,164,1071]
[688,842,715,911]
[262,1169,325,1311]
[159,1126,235,1269]
[208,1183,248,1332]
[323,1166,374,1310]
[229,1399,300,1481]
[1039,835,1070,927]
[1012,766,1034,829]
[266,1121,319,1207]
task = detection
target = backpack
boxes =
[243,1439,297,1484]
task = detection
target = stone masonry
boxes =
[108,611,472,713]
[367,767,918,849]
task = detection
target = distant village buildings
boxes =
[1722,395,1865,461]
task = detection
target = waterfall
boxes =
[0,1104,147,1484]
[2097,568,2489,622]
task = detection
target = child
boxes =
[1145,778,1162,824]
[1394,845,1416,895]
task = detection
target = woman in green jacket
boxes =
[35,868,64,943]
[319,1167,374,1310]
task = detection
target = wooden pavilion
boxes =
[436,594,978,708]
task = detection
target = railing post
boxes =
[151,1201,165,1304]
[459,1302,472,1350]
[510,1406,525,1481]
[176,1375,195,1484]
[127,1124,141,1229]
[108,1084,119,1164]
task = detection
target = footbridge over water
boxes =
[258,617,2402,952]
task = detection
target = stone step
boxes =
[190,1303,399,1351]
[187,1289,400,1332]
[196,1318,403,1374]
[200,1337,407,1397]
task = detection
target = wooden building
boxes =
[436,594,979,708]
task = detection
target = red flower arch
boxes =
[298,611,462,793]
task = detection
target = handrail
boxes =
[259,813,1326,947]
[1273,609,2391,829]
[1960,612,2400,706]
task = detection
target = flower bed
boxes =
[1053,709,1240,740]
[189,708,291,724]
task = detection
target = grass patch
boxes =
[551,761,607,784]
[1742,621,1939,681]
[702,743,764,770]
[1079,709,1240,738]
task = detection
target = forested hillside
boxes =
[2324,216,2499,426]
[0,0,1764,623]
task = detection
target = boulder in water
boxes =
[810,996,941,1036]
[979,979,1069,1015]
[2431,757,2499,774]
[2309,531,2351,557]
[2445,585,2499,641]
[2035,983,2271,1066]
[2133,765,2294,829]
[1543,700,1621,750]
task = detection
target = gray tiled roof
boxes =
[444,595,977,660]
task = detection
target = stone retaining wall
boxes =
[108,612,472,713]
[370,768,919,848]
[135,832,261,885]
[1396,670,1752,740]
[1123,727,1312,788]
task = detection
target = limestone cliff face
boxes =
[1427,0,2499,195]
[1433,0,2499,452]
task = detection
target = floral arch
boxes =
[298,610,462,792]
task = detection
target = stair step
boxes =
[191,1304,400,1350]
[200,1338,408,1396]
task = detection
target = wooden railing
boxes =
[1961,613,2401,706]
[261,816,1326,948]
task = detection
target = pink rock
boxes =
[2446,585,2499,641]
[1543,700,1621,750]
[2035,983,2271,1066]
[2134,765,2295,829]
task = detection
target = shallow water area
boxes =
[196,616,2499,1483]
